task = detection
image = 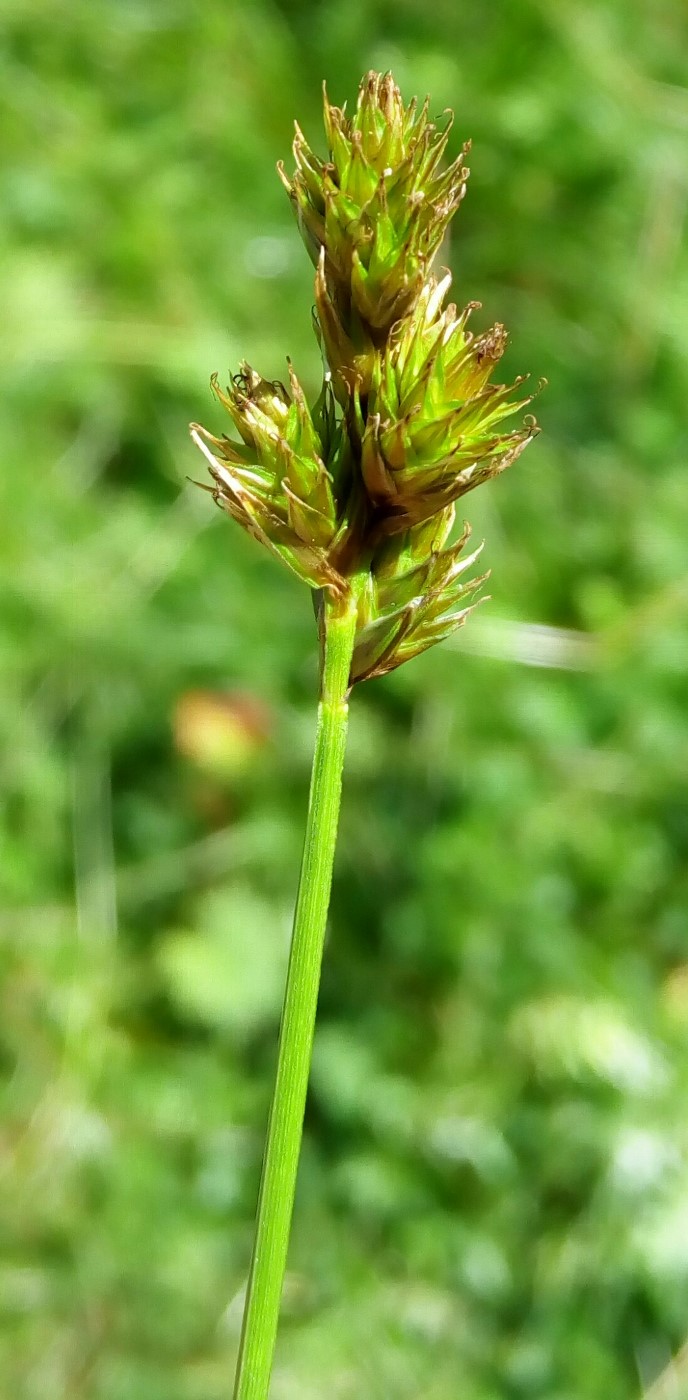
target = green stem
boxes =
[232,591,358,1400]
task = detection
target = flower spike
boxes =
[191,70,541,686]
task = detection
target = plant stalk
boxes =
[232,590,358,1400]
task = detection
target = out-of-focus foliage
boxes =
[1,2,688,1397]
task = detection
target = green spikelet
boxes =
[191,70,542,686]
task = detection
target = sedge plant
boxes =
[190,70,540,1400]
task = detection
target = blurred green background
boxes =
[2,2,688,1397]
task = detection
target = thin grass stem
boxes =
[232,591,358,1400]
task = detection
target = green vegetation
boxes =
[2,4,688,1398]
[215,71,540,1396]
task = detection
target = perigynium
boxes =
[190,70,540,1399]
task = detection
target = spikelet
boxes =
[191,71,541,686]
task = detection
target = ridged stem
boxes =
[232,590,358,1400]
